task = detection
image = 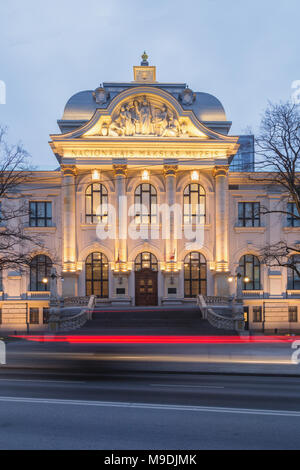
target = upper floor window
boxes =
[183,184,206,224]
[239,254,261,290]
[287,203,300,227]
[134,184,157,224]
[29,202,52,227]
[238,202,260,227]
[287,255,300,290]
[85,183,108,224]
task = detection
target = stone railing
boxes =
[203,296,231,304]
[27,291,50,299]
[63,296,91,306]
[197,295,244,331]
[49,295,96,332]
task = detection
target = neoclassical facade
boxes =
[1,56,300,331]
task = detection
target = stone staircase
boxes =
[81,306,237,335]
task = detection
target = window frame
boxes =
[183,184,206,225]
[287,202,300,227]
[29,255,52,292]
[134,183,157,225]
[252,306,262,323]
[238,202,260,227]
[85,252,109,298]
[287,255,300,290]
[29,201,52,227]
[184,251,207,298]
[134,252,158,272]
[85,183,108,224]
[239,254,261,290]
[289,306,298,323]
[29,308,39,325]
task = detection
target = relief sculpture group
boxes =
[102,95,187,137]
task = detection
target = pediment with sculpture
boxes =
[100,95,190,138]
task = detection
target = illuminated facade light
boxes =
[191,170,199,181]
[92,169,100,181]
[142,170,150,181]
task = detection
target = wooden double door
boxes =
[135,268,158,306]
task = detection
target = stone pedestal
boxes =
[62,272,78,298]
[214,272,230,297]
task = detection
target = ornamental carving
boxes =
[179,88,196,106]
[93,87,110,106]
[102,95,188,138]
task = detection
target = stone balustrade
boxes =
[197,295,244,331]
[49,295,96,332]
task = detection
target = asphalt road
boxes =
[0,371,300,449]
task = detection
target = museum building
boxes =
[0,54,299,332]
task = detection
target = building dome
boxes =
[62,90,97,121]
[190,92,227,122]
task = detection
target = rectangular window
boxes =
[238,202,260,227]
[287,203,300,227]
[0,308,2,324]
[253,306,262,322]
[29,308,39,324]
[30,202,52,227]
[289,306,298,323]
[43,308,50,324]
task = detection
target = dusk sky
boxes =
[1,0,299,169]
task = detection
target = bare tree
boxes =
[253,101,300,274]
[0,126,44,270]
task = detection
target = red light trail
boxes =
[11,335,300,344]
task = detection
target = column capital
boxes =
[213,165,229,178]
[163,165,178,177]
[113,164,127,176]
[61,165,77,176]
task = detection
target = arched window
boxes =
[30,255,52,291]
[85,252,108,297]
[134,252,158,271]
[288,255,300,290]
[85,183,108,224]
[239,255,261,290]
[183,184,206,224]
[184,252,207,298]
[134,184,157,224]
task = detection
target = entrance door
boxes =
[135,268,158,306]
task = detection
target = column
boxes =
[164,165,178,262]
[112,164,130,304]
[163,165,180,303]
[62,165,77,297]
[214,165,230,296]
[113,164,127,264]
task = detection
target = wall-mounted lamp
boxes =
[92,169,101,181]
[142,170,150,181]
[191,170,199,181]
